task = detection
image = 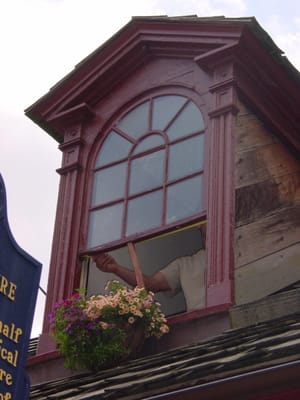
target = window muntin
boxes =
[168,135,204,181]
[95,131,132,167]
[92,162,126,205]
[88,203,123,248]
[166,175,203,224]
[132,134,164,154]
[126,190,163,236]
[117,101,149,139]
[88,94,205,250]
[166,101,204,140]
[152,95,187,130]
[129,149,165,195]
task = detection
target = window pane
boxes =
[117,101,149,139]
[126,190,163,236]
[92,162,126,206]
[168,135,204,181]
[129,150,164,195]
[95,131,131,167]
[132,135,164,154]
[88,203,123,248]
[167,101,204,140]
[166,175,203,224]
[152,95,187,131]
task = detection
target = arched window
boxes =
[87,94,206,250]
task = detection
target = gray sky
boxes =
[1,0,299,337]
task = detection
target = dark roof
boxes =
[29,311,300,400]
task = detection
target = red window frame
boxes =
[87,93,207,253]
[83,85,235,318]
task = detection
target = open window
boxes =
[85,224,206,316]
[84,93,207,316]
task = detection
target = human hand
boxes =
[93,253,118,273]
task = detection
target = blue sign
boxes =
[0,175,41,400]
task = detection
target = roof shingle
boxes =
[29,312,300,399]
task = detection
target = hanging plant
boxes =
[49,280,169,371]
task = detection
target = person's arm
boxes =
[93,253,170,293]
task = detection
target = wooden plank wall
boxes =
[234,100,300,305]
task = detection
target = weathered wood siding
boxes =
[234,101,300,305]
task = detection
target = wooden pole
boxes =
[127,242,144,288]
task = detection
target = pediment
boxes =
[25,16,300,153]
[24,17,246,133]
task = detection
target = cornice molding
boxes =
[58,137,85,151]
[195,42,240,72]
[208,104,239,118]
[47,103,95,125]
[56,162,82,175]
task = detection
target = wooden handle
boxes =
[127,242,144,288]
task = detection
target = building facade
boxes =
[26,16,300,398]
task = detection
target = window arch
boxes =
[87,94,205,250]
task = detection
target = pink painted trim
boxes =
[26,350,60,367]
[167,303,231,325]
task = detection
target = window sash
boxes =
[87,95,206,252]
